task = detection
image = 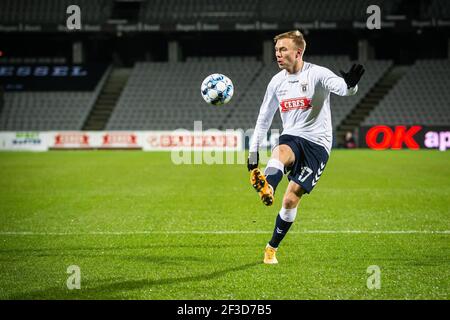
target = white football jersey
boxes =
[249,61,358,154]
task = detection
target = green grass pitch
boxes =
[0,150,448,299]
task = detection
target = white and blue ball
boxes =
[200,73,234,105]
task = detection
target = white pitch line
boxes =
[0,230,449,236]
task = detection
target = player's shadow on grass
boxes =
[123,254,208,265]
[91,261,261,293]
[9,261,261,299]
[0,252,210,266]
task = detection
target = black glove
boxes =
[247,152,259,171]
[340,64,365,89]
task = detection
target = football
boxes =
[200,73,234,105]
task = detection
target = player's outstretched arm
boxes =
[340,64,365,89]
[318,64,363,96]
[248,79,278,170]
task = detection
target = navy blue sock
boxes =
[268,214,293,248]
[265,167,283,194]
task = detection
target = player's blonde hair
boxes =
[274,30,306,55]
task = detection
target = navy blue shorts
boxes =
[277,135,330,194]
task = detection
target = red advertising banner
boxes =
[52,132,91,149]
[49,132,143,150]
[359,126,450,151]
[101,132,141,149]
[143,131,243,151]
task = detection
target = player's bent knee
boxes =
[280,145,295,165]
[283,193,300,209]
[272,145,295,167]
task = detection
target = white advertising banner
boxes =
[0,132,49,151]
[0,130,244,152]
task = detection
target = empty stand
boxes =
[260,0,401,22]
[140,0,259,23]
[364,60,450,126]
[139,0,402,23]
[106,57,261,130]
[106,57,391,133]
[0,0,113,24]
[0,70,108,131]
[424,0,450,19]
[0,57,393,133]
[0,0,443,24]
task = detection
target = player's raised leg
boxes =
[249,144,295,206]
[265,144,295,193]
[264,181,304,264]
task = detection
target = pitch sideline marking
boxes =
[0,230,449,236]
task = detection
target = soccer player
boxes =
[248,30,365,264]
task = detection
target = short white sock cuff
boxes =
[266,159,284,173]
[279,206,297,222]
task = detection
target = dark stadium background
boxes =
[0,0,449,302]
[0,0,449,150]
